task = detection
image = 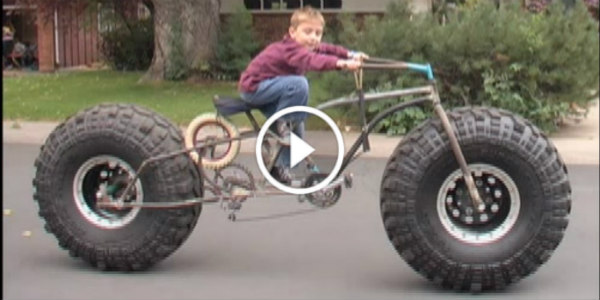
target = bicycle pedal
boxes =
[227,213,237,222]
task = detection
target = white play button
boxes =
[255,106,344,195]
[290,133,315,168]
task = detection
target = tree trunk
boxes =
[141,0,221,82]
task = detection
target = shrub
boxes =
[315,0,599,134]
[212,7,261,80]
[100,18,154,71]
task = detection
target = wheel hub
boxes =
[437,164,520,244]
[73,155,143,229]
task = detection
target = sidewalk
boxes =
[3,101,599,165]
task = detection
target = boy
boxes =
[238,6,367,184]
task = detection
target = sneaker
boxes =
[270,166,292,184]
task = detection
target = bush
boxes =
[212,7,261,80]
[316,0,599,134]
[100,18,154,71]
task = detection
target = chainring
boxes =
[213,162,256,192]
[303,173,341,208]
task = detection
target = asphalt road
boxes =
[2,144,599,300]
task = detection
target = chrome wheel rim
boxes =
[73,155,143,229]
[437,164,520,245]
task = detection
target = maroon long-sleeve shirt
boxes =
[238,35,350,93]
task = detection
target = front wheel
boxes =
[380,107,571,292]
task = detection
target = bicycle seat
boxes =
[213,95,264,117]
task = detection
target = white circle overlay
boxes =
[255,106,345,195]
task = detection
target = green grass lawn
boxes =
[2,70,350,129]
[2,70,240,126]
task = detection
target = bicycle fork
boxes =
[430,86,485,212]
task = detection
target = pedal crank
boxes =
[301,173,353,209]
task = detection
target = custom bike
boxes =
[33,58,571,292]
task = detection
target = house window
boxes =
[244,0,342,10]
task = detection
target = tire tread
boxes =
[33,103,202,271]
[380,106,571,292]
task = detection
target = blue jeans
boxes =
[241,75,309,169]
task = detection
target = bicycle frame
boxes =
[317,82,435,175]
[330,58,483,209]
[106,58,484,210]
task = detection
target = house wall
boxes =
[229,12,383,45]
[221,0,432,13]
[221,0,431,44]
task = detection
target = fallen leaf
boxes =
[22,231,32,237]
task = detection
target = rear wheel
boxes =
[33,103,203,271]
[380,107,571,292]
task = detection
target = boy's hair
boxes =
[290,6,325,28]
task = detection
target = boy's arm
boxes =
[317,43,369,61]
[315,42,350,58]
[285,46,341,71]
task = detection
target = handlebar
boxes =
[359,57,435,80]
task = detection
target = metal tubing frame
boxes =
[315,86,433,110]
[317,59,482,208]
[113,58,482,209]
[337,96,433,175]
[115,86,434,206]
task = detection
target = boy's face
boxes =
[289,19,324,51]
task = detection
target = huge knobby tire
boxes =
[380,106,571,292]
[33,103,203,271]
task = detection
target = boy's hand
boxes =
[348,51,369,61]
[337,59,362,71]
